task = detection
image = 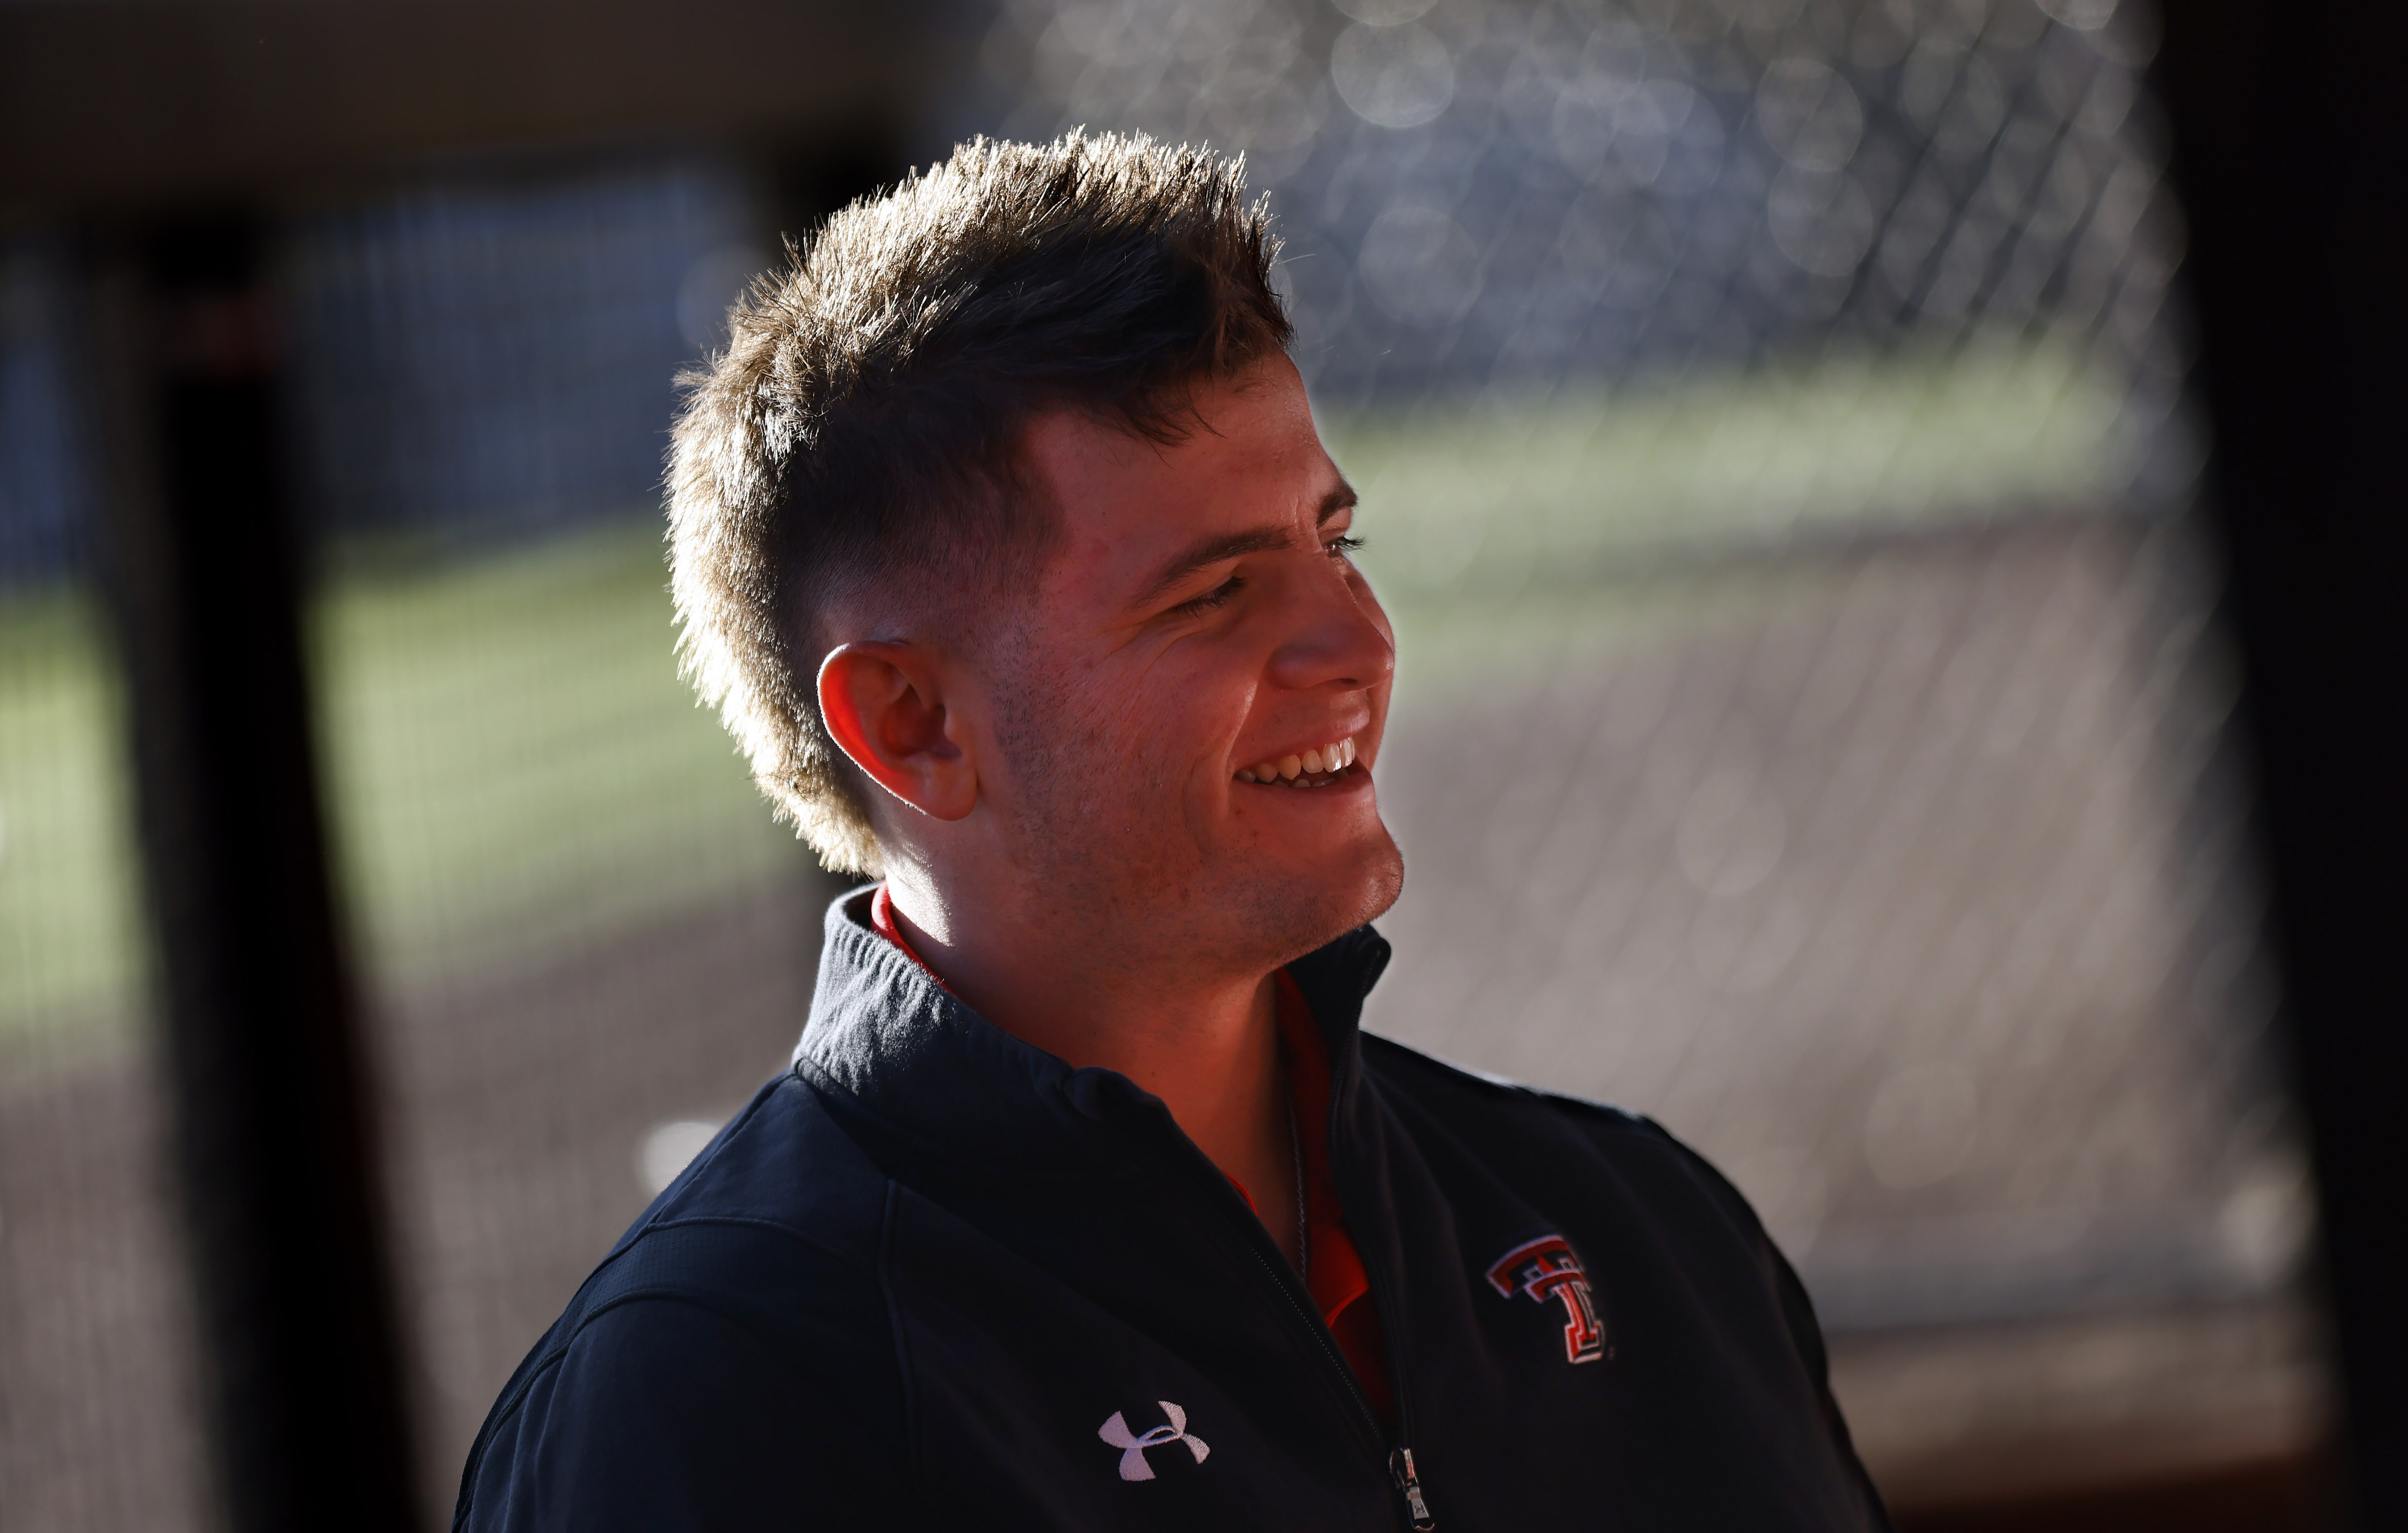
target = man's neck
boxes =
[882,876,1302,1262]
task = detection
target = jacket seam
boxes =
[636,1212,882,1272]
[456,1285,817,1522]
[465,1217,879,1485]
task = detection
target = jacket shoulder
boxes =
[1360,1031,1687,1152]
[453,1074,906,1530]
[1358,1032,1780,1257]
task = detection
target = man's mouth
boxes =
[1234,736,1360,789]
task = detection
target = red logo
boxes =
[1486,1234,1605,1364]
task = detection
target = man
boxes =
[454,132,1890,1531]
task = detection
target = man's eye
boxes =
[1175,575,1246,614]
[1327,534,1366,558]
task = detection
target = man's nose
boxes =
[1265,571,1395,693]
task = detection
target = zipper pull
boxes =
[1389,1446,1436,1530]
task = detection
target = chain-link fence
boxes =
[2,232,209,1529]
[980,0,2319,1498]
[0,162,830,1525]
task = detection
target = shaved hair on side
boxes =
[665,131,1293,874]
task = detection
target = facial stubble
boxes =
[985,640,1403,980]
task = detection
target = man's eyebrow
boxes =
[1135,481,1360,607]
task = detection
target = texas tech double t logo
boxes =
[1486,1234,1605,1364]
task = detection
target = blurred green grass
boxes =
[0,589,147,1059]
[0,336,2126,1056]
[1332,332,2128,599]
[0,522,803,1060]
[315,523,805,977]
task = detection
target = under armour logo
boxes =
[1487,1234,1606,1364]
[1097,1401,1211,1482]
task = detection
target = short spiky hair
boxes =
[667,132,1291,874]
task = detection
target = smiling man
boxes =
[453,133,1891,1532]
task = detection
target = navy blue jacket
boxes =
[453,889,1891,1531]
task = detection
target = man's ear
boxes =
[817,642,979,822]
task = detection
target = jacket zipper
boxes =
[1325,1055,1438,1532]
[1390,1448,1435,1529]
[1154,1100,1430,1529]
[1231,1223,1435,1531]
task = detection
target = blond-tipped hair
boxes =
[665,132,1290,874]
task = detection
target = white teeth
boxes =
[1235,735,1361,784]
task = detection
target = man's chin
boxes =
[1349,832,1407,929]
[1249,830,1406,967]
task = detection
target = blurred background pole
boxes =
[88,213,423,1531]
[5,11,945,1523]
[2156,0,2408,1525]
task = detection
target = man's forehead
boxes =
[1021,364,1342,565]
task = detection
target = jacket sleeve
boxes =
[454,1294,908,1532]
[1647,1125,1900,1533]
